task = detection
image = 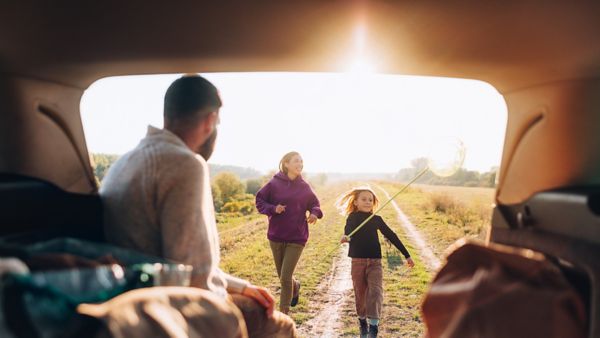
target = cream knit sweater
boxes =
[100,126,248,297]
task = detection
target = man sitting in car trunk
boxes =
[100,74,296,337]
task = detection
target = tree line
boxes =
[92,153,494,218]
[396,157,497,187]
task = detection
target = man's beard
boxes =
[197,129,217,160]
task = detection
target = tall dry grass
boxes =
[426,192,491,241]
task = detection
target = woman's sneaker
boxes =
[290,280,301,307]
[359,318,368,337]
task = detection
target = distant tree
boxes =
[91,153,120,183]
[411,157,429,171]
[397,157,434,183]
[397,157,500,188]
[209,164,262,180]
[212,172,245,204]
[452,168,479,185]
[211,183,224,212]
[489,171,497,186]
[479,169,497,187]
[395,167,416,181]
[307,173,328,187]
[246,178,264,195]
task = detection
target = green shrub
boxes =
[222,201,240,213]
[221,198,255,215]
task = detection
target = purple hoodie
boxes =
[255,172,323,245]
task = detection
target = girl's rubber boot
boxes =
[368,324,378,338]
[359,318,368,338]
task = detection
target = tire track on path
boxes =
[297,246,353,338]
[376,185,441,270]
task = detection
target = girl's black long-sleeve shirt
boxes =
[344,211,411,259]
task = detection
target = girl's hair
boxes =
[335,187,379,216]
[279,151,301,174]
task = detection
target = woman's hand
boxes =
[307,213,318,224]
[340,235,350,243]
[242,285,275,318]
[275,204,286,214]
[406,257,415,268]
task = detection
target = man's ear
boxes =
[202,112,218,133]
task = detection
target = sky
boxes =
[80,72,507,174]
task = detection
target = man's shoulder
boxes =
[145,140,203,168]
[155,144,196,161]
[160,152,206,179]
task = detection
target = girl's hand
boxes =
[307,213,318,224]
[340,235,350,243]
[275,204,286,214]
[406,257,415,268]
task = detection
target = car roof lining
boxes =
[2,2,600,92]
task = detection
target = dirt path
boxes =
[297,246,353,338]
[376,185,441,270]
[298,185,440,337]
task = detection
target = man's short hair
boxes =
[164,75,222,122]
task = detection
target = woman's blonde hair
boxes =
[279,151,301,174]
[335,187,379,216]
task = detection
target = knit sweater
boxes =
[100,125,248,297]
[344,211,411,259]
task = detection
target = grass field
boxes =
[218,180,495,337]
[413,184,495,206]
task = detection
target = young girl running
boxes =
[339,187,414,338]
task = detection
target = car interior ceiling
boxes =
[1,2,600,335]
